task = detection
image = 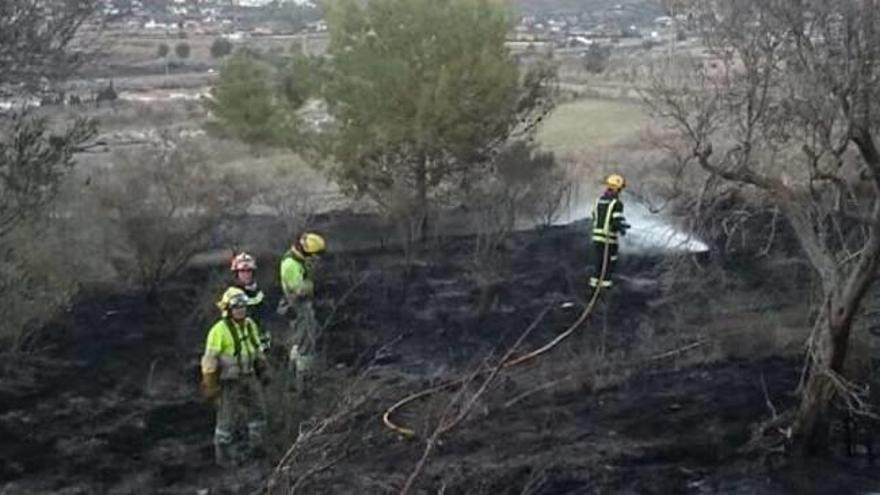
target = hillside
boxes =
[2,213,879,493]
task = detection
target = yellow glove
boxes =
[200,371,220,401]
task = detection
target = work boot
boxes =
[294,352,315,396]
[214,440,238,467]
[288,344,301,372]
[246,420,267,459]
[213,427,241,467]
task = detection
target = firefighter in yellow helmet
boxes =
[201,287,270,466]
[590,174,631,291]
[277,232,326,386]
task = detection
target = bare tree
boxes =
[646,0,880,455]
[464,141,570,315]
[97,137,255,303]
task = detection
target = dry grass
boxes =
[537,97,647,156]
[711,306,811,360]
[216,151,326,191]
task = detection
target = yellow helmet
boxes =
[297,232,326,255]
[217,286,248,316]
[604,173,626,191]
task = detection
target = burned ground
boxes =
[1,214,879,494]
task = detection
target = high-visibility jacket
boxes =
[591,190,627,245]
[280,250,313,298]
[232,281,271,350]
[233,281,266,322]
[201,317,264,381]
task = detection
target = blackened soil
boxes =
[2,217,879,494]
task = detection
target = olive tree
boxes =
[647,0,880,455]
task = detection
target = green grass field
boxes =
[538,97,647,156]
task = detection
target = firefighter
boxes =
[230,252,270,352]
[200,287,270,466]
[590,173,630,291]
[277,232,326,381]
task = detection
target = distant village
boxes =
[99,0,326,37]
[523,13,684,41]
[2,0,696,109]
[103,0,680,50]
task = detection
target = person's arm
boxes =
[249,319,272,384]
[280,257,304,296]
[612,201,630,234]
[200,322,224,400]
[281,257,313,299]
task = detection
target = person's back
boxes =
[279,249,311,300]
[589,174,629,290]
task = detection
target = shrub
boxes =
[0,113,97,353]
[210,37,233,58]
[583,44,611,74]
[464,140,571,315]
[96,136,257,302]
[0,222,82,351]
[0,175,109,352]
[175,41,190,59]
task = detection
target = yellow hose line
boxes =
[382,241,613,438]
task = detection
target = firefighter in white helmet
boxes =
[229,252,270,352]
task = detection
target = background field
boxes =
[538,97,647,156]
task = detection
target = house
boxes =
[654,16,673,28]
[306,20,327,32]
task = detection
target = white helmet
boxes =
[230,252,257,272]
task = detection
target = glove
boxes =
[200,371,220,401]
[619,223,631,236]
[299,280,315,299]
[254,359,272,386]
[259,330,272,353]
[276,298,290,316]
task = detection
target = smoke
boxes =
[620,202,710,254]
[555,188,709,255]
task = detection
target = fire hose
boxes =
[381,240,614,438]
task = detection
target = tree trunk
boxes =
[792,308,840,456]
[793,369,836,456]
[415,157,428,241]
[792,239,880,456]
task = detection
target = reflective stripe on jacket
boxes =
[243,287,264,306]
[234,282,266,321]
[591,192,625,244]
[201,317,263,381]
